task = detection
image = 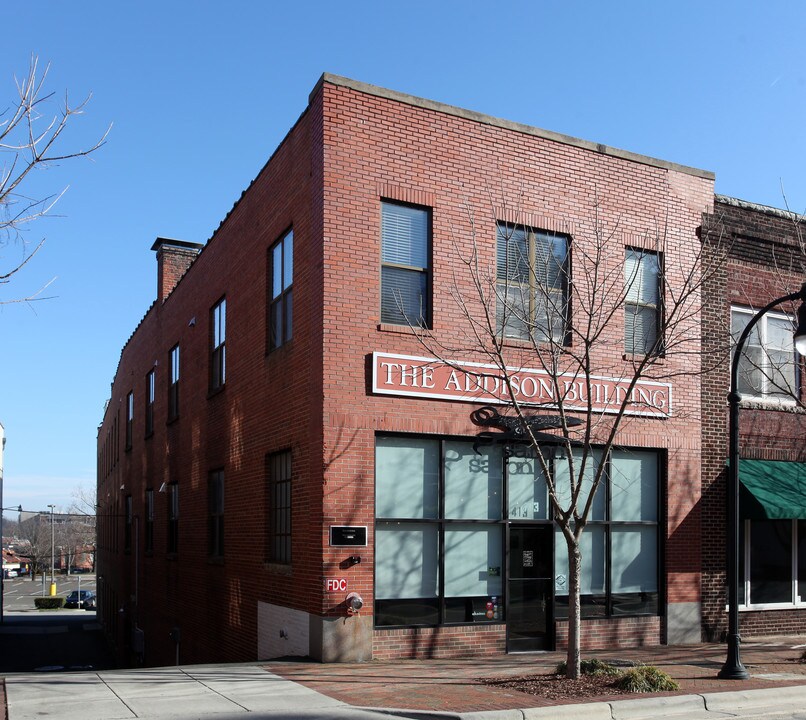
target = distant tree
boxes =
[16,512,53,580]
[1,55,108,304]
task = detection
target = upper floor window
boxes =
[145,370,155,437]
[210,298,226,392]
[124,495,133,553]
[169,344,180,420]
[267,450,292,565]
[381,201,431,327]
[208,470,225,558]
[145,488,154,553]
[496,222,569,344]
[125,392,134,450]
[269,229,293,350]
[167,483,179,554]
[624,248,662,355]
[731,306,798,401]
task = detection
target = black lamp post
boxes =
[719,282,806,680]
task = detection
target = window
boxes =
[168,345,180,420]
[496,222,569,344]
[740,520,806,607]
[208,470,225,558]
[145,489,154,553]
[145,370,155,437]
[381,201,430,327]
[210,298,226,391]
[167,484,179,554]
[553,448,659,618]
[375,437,503,627]
[267,451,292,564]
[125,392,134,450]
[124,495,132,553]
[624,249,662,355]
[731,307,798,401]
[269,229,293,350]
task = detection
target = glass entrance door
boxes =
[507,525,553,652]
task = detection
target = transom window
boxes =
[731,307,798,401]
[624,248,662,355]
[496,222,569,344]
[381,201,431,327]
[269,229,293,350]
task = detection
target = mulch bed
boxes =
[483,673,634,701]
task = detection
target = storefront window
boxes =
[507,451,549,520]
[741,519,806,607]
[375,437,503,627]
[555,449,659,619]
[444,442,502,519]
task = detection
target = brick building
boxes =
[700,196,806,641]
[97,74,717,666]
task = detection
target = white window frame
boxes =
[731,306,798,405]
[739,519,806,611]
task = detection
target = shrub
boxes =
[34,597,65,610]
[555,658,622,677]
[613,666,679,693]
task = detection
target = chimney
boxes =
[151,238,204,303]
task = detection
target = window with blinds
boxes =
[496,222,569,343]
[624,249,662,355]
[381,201,430,326]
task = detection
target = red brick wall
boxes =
[700,197,806,641]
[555,617,661,650]
[373,625,506,660]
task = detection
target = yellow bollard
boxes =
[49,582,57,597]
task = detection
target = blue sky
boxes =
[2,1,806,514]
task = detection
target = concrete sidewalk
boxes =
[3,664,391,720]
[5,637,806,720]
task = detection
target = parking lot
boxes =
[2,573,96,613]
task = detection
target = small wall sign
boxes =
[330,526,368,547]
[325,578,348,593]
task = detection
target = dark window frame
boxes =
[268,228,294,351]
[167,483,179,554]
[380,200,432,328]
[624,247,664,356]
[267,450,292,565]
[168,344,180,420]
[125,392,134,451]
[208,469,225,558]
[210,298,226,393]
[145,488,154,554]
[496,222,571,345]
[145,370,155,437]
[124,495,132,553]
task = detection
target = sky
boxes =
[2,1,806,515]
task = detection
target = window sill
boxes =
[737,603,806,612]
[377,322,430,334]
[207,556,225,566]
[265,562,292,575]
[738,398,805,413]
[622,353,666,363]
[166,415,179,426]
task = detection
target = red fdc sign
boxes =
[325,578,348,593]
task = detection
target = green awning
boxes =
[739,459,806,520]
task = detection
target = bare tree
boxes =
[1,55,108,303]
[16,512,53,580]
[405,192,726,678]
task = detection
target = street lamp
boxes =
[47,504,55,587]
[719,282,806,680]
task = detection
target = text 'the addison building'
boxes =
[97,75,715,665]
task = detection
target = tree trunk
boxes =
[565,537,582,679]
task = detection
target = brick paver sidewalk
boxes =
[267,636,806,714]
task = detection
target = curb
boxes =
[364,684,806,720]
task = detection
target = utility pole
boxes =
[47,504,55,596]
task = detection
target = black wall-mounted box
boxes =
[329,525,367,546]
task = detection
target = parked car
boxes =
[4,570,18,578]
[64,590,96,609]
